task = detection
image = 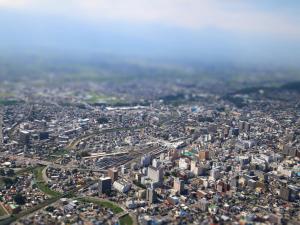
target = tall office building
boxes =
[141,154,151,167]
[280,187,291,201]
[238,120,245,131]
[190,160,200,175]
[19,130,30,146]
[148,166,163,183]
[108,167,118,182]
[244,122,251,132]
[121,165,127,174]
[174,178,184,194]
[99,177,112,195]
[199,150,209,161]
[146,188,157,204]
[152,159,161,168]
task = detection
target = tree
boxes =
[6,169,15,177]
[80,151,90,157]
[97,117,109,124]
[0,168,5,176]
[45,206,55,212]
[3,177,16,187]
[14,193,26,205]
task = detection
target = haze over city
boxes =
[0,1,299,225]
[0,0,300,66]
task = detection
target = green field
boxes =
[48,149,70,161]
[77,197,123,214]
[0,99,19,106]
[51,149,69,156]
[15,166,37,176]
[119,214,133,225]
[0,204,8,217]
[33,167,62,198]
[86,93,125,105]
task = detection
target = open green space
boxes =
[0,99,19,106]
[49,149,70,160]
[33,167,62,198]
[86,92,126,105]
[15,166,37,176]
[119,214,133,225]
[0,204,8,217]
[52,148,69,156]
[77,197,123,214]
[0,92,14,98]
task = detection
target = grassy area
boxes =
[77,197,123,214]
[119,214,133,225]
[49,149,70,160]
[0,99,19,106]
[0,178,4,187]
[15,166,38,176]
[0,92,14,98]
[0,204,8,217]
[86,93,125,105]
[52,149,69,156]
[33,167,62,198]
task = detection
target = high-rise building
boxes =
[191,160,200,175]
[231,127,239,136]
[224,125,230,137]
[152,159,161,168]
[121,165,127,174]
[148,166,163,183]
[244,122,250,132]
[280,187,291,201]
[174,178,184,194]
[238,120,245,132]
[160,153,165,161]
[230,176,239,190]
[108,167,118,182]
[146,188,157,204]
[199,151,209,161]
[39,131,49,140]
[19,130,30,145]
[179,158,190,170]
[99,177,112,195]
[141,154,151,167]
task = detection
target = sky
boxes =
[0,0,299,66]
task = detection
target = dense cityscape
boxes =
[0,1,300,224]
[0,71,299,225]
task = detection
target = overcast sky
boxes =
[0,0,299,66]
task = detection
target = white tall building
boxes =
[190,160,200,175]
[148,166,163,183]
[179,158,190,170]
[152,158,161,168]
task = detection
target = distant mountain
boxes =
[224,81,300,107]
[0,11,300,67]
